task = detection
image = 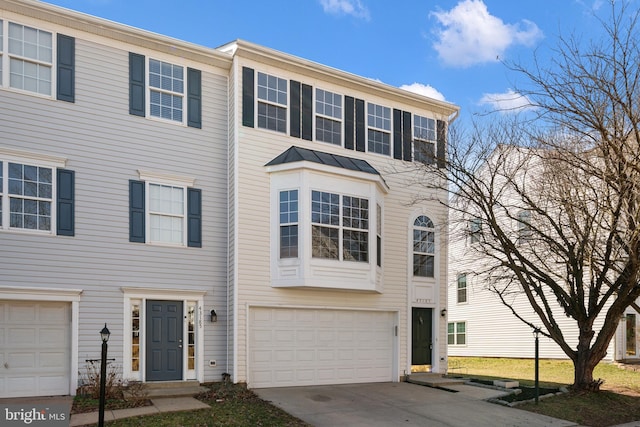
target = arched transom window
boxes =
[413,215,435,277]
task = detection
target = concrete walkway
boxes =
[69,396,209,426]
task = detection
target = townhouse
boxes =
[0,0,458,397]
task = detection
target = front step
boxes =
[406,373,466,388]
[141,380,208,398]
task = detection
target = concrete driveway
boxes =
[254,382,579,427]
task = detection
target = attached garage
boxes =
[0,301,71,398]
[249,307,396,388]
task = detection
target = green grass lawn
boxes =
[74,382,310,427]
[449,357,640,427]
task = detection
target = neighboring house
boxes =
[0,0,459,398]
[447,147,639,362]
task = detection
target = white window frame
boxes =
[311,190,370,263]
[0,147,66,234]
[256,71,288,133]
[367,102,391,156]
[0,20,55,98]
[138,170,194,247]
[146,58,186,125]
[457,273,467,304]
[315,88,343,145]
[413,215,435,278]
[413,114,436,165]
[267,164,388,292]
[448,321,466,346]
[469,217,482,244]
[279,188,299,259]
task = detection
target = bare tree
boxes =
[416,2,640,391]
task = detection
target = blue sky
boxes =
[43,0,614,122]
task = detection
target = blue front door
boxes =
[146,300,183,381]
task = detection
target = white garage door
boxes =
[0,301,71,398]
[249,308,395,388]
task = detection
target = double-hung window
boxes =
[517,210,532,242]
[448,321,466,345]
[316,88,342,145]
[257,72,287,133]
[469,217,482,244]
[129,53,201,127]
[457,273,468,303]
[413,215,435,277]
[0,151,74,236]
[414,115,436,164]
[148,59,184,123]
[3,162,52,231]
[311,190,369,262]
[129,174,202,247]
[148,183,185,245]
[279,189,299,258]
[3,21,52,96]
[367,103,391,155]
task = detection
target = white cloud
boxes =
[431,0,543,67]
[319,0,370,20]
[478,89,534,113]
[400,83,446,101]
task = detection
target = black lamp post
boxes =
[533,327,540,404]
[98,323,110,427]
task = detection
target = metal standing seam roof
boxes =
[265,146,381,175]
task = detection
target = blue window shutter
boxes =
[56,34,75,102]
[56,169,74,236]
[345,96,355,150]
[393,109,402,160]
[187,68,202,128]
[242,66,254,127]
[355,98,365,152]
[403,111,412,162]
[129,180,145,243]
[290,80,301,138]
[129,53,145,117]
[301,83,313,141]
[187,188,202,248]
[437,120,446,168]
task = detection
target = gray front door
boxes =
[412,307,433,366]
[146,300,183,381]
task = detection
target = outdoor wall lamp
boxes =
[440,308,447,317]
[210,309,218,323]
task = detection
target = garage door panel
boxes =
[8,352,36,369]
[250,308,394,388]
[9,304,36,321]
[1,301,70,398]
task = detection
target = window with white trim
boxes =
[367,103,391,155]
[148,59,184,122]
[457,273,467,304]
[413,215,435,277]
[311,190,369,262]
[2,21,53,96]
[279,189,299,258]
[257,72,287,133]
[376,203,382,267]
[131,301,141,372]
[316,88,342,145]
[148,183,185,245]
[448,321,466,345]
[469,217,482,244]
[414,115,436,164]
[129,172,201,247]
[517,210,532,241]
[1,160,52,231]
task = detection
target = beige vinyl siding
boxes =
[231,56,451,381]
[1,34,229,381]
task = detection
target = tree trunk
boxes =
[572,329,603,391]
